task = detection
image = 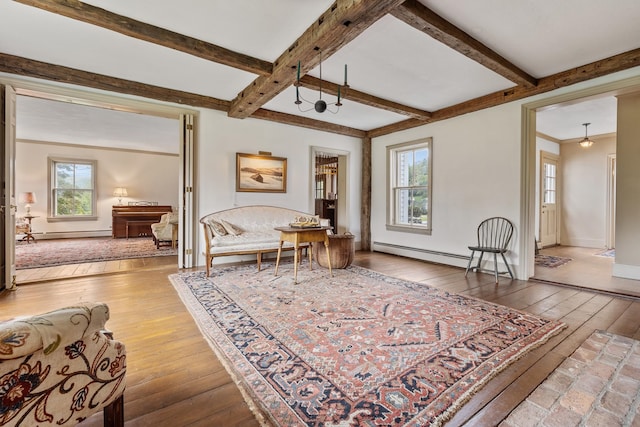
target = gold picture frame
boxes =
[236,153,287,193]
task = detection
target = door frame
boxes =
[606,154,616,249]
[1,84,18,291]
[310,146,350,235]
[539,150,561,248]
[0,75,199,271]
[521,73,640,279]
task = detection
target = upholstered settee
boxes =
[200,205,316,276]
[0,302,126,426]
[151,211,179,248]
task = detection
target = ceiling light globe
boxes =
[314,100,327,113]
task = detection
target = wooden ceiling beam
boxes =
[13,0,272,76]
[0,53,367,137]
[251,109,366,138]
[298,75,432,120]
[367,47,640,138]
[228,0,407,119]
[391,0,538,88]
[0,53,230,111]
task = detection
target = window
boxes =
[48,158,97,221]
[387,138,432,234]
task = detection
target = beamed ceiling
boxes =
[1,0,640,143]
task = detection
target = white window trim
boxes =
[48,157,98,222]
[386,138,433,235]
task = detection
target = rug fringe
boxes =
[431,321,567,426]
[169,273,277,427]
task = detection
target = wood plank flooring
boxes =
[533,245,640,297]
[2,251,640,426]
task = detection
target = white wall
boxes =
[371,103,522,269]
[16,140,180,237]
[560,134,616,248]
[194,109,362,265]
[614,92,640,279]
[370,67,640,278]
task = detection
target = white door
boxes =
[2,85,17,290]
[540,152,560,248]
[179,114,195,268]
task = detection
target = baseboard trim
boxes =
[613,263,640,281]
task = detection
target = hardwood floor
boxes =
[533,245,640,298]
[3,252,640,426]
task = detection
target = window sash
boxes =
[387,138,432,233]
[49,158,97,220]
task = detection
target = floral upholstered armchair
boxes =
[0,303,126,426]
[151,211,179,249]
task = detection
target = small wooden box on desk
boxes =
[112,205,172,238]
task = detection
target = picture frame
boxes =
[236,153,287,193]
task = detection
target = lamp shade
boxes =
[113,187,128,197]
[19,192,37,204]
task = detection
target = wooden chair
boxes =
[465,217,515,283]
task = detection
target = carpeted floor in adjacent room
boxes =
[15,237,177,269]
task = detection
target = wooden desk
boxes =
[274,226,332,284]
[112,205,172,238]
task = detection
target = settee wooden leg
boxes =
[257,252,262,271]
[103,395,124,427]
[206,255,213,276]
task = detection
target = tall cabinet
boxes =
[315,199,337,230]
[314,153,339,231]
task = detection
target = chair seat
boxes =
[468,245,506,254]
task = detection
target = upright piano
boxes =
[112,205,172,238]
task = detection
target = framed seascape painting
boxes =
[236,153,287,193]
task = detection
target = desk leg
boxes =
[323,236,333,277]
[274,240,284,276]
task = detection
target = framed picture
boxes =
[236,153,287,193]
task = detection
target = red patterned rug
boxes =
[170,264,565,426]
[535,254,572,268]
[15,237,177,269]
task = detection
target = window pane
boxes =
[411,188,428,225]
[75,164,93,189]
[397,150,414,186]
[394,188,411,225]
[55,163,75,188]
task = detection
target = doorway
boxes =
[2,79,198,286]
[531,96,620,292]
[311,147,349,235]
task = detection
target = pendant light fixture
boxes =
[578,122,594,148]
[294,50,348,114]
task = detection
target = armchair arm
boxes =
[0,303,126,426]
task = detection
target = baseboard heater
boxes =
[372,241,469,267]
[34,230,112,240]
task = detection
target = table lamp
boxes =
[113,187,128,205]
[19,192,37,215]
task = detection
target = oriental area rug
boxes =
[535,254,572,269]
[15,237,177,269]
[169,264,565,426]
